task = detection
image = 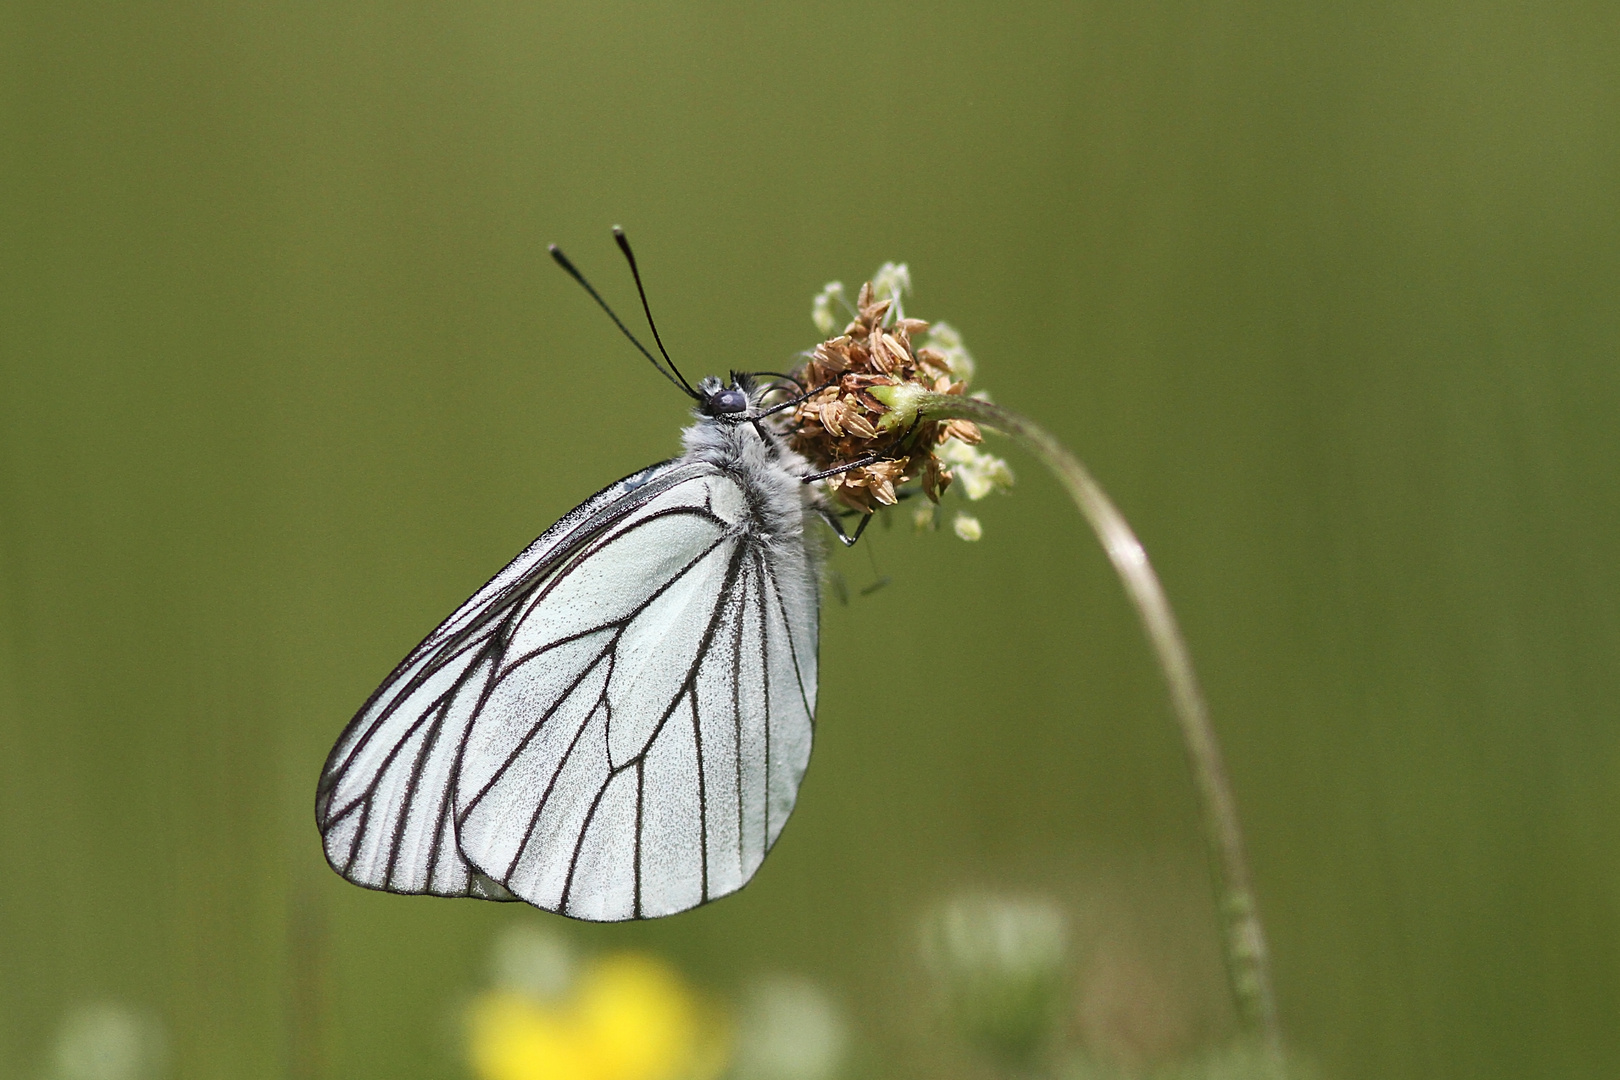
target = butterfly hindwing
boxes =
[454,469,818,919]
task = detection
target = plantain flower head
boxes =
[787,267,1012,533]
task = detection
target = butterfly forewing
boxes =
[316,457,819,920]
[316,459,689,897]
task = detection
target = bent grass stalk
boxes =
[874,385,1284,1064]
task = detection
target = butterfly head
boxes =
[698,375,752,417]
[696,374,764,420]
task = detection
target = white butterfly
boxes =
[316,232,850,921]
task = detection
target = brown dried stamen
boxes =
[788,282,969,513]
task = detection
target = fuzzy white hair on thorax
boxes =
[681,408,818,544]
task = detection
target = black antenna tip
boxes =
[613,228,634,259]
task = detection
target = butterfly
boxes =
[315,230,865,921]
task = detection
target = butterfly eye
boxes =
[709,388,750,414]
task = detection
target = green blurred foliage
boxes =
[1064,1043,1316,1080]
[4,1,1619,1078]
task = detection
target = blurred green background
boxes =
[4,1,1619,1077]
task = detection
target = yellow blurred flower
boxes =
[468,953,730,1080]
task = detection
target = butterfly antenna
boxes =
[612,226,697,397]
[549,242,700,401]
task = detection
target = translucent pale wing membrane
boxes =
[315,461,818,920]
[314,459,692,900]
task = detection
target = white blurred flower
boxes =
[922,894,1070,1070]
[936,440,1014,501]
[810,281,849,336]
[489,923,576,1000]
[952,514,983,542]
[46,1003,166,1080]
[731,975,848,1080]
[869,262,912,319]
[921,322,975,384]
[927,894,1068,985]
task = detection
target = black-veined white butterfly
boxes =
[316,230,863,921]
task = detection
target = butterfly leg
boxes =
[817,505,876,548]
[798,415,926,484]
[801,453,884,484]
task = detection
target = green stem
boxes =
[899,390,1283,1059]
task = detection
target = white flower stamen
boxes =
[937,440,1014,501]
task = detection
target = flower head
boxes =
[468,935,729,1080]
[810,282,848,337]
[937,439,1014,501]
[44,1002,166,1080]
[731,975,849,1080]
[920,893,1070,1071]
[787,269,1011,524]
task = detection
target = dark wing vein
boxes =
[501,652,612,883]
[457,522,730,822]
[763,560,816,723]
[500,505,730,654]
[562,538,749,915]
[758,549,773,841]
[731,560,748,884]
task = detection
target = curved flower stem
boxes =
[897,390,1283,1059]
